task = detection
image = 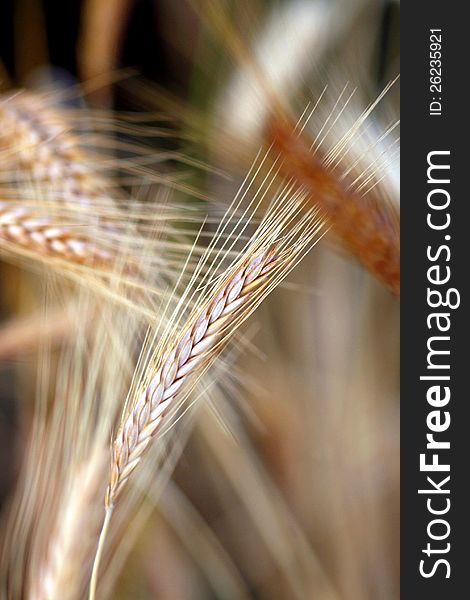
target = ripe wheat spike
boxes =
[0,281,144,600]
[0,90,198,310]
[30,455,107,600]
[106,247,278,508]
[88,169,326,598]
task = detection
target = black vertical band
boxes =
[401,3,469,597]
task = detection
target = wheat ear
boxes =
[0,92,117,215]
[89,185,324,598]
[0,201,113,264]
[197,2,400,294]
[0,92,197,299]
[105,246,279,509]
[90,248,281,600]
[0,92,125,269]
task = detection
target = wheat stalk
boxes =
[88,177,325,598]
[0,91,210,307]
[0,279,145,600]
[0,92,180,311]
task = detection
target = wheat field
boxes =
[0,1,399,599]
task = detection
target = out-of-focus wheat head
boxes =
[0,87,210,308]
[0,91,118,267]
[1,281,137,599]
[202,0,399,294]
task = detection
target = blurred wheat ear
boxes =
[266,109,400,295]
[0,88,219,330]
[199,0,399,294]
[0,92,118,267]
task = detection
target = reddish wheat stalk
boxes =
[197,1,400,294]
[266,116,400,295]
